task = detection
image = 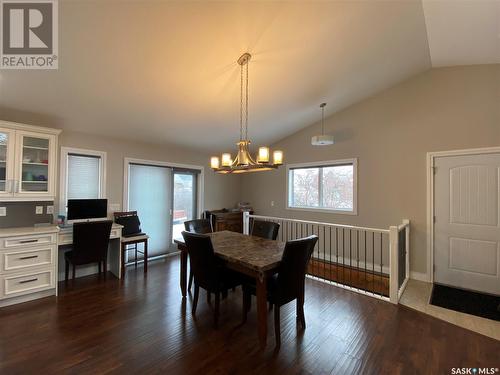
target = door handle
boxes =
[19,278,38,284]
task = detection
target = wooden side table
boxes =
[120,235,149,279]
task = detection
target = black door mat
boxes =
[430,284,500,322]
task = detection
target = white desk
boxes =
[57,223,124,280]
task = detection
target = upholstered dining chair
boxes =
[242,235,318,348]
[181,231,242,328]
[251,220,280,240]
[184,219,213,292]
[65,220,113,282]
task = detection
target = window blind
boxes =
[67,154,101,200]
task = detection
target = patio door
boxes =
[126,161,201,257]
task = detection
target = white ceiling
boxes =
[423,0,500,67]
[0,1,496,152]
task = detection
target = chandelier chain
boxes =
[240,61,243,141]
[245,61,249,140]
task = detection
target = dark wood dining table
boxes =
[174,230,285,348]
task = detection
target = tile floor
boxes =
[399,279,500,341]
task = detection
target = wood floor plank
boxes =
[0,255,498,374]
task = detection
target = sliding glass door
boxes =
[127,162,199,257]
[128,163,172,257]
[172,171,197,242]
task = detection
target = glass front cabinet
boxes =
[0,121,61,201]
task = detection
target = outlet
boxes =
[35,206,44,215]
[46,205,54,214]
[270,201,275,207]
[0,207,6,216]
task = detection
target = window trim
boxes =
[286,158,358,215]
[59,147,107,215]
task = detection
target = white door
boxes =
[434,153,500,295]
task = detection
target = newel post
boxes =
[243,211,250,235]
[389,225,399,304]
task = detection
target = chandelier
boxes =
[210,53,283,174]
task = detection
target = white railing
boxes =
[243,212,410,304]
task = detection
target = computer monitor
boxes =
[67,199,108,222]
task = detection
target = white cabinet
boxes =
[0,121,61,201]
[0,226,59,307]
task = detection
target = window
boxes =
[287,159,357,214]
[60,147,106,213]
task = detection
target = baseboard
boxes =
[0,288,56,308]
[410,271,430,282]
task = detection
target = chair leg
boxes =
[269,302,273,311]
[188,271,193,292]
[103,260,107,280]
[214,292,220,328]
[65,260,69,283]
[274,305,281,349]
[242,290,251,323]
[98,261,102,277]
[297,295,306,329]
[135,245,138,269]
[192,284,199,315]
[72,264,76,281]
[207,291,211,304]
[121,244,126,279]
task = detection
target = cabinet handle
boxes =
[19,255,38,260]
[19,239,38,244]
[19,278,38,284]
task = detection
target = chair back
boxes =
[276,235,318,304]
[184,219,212,234]
[114,211,142,236]
[72,220,113,264]
[251,220,280,240]
[181,231,221,290]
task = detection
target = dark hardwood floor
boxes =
[0,255,498,375]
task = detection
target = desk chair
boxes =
[242,235,318,348]
[114,211,149,279]
[65,220,113,282]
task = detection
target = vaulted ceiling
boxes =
[0,1,497,152]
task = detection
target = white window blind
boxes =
[67,154,101,200]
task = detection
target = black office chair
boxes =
[181,231,242,328]
[184,219,213,292]
[242,235,318,348]
[251,220,280,240]
[65,220,113,282]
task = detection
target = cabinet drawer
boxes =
[1,270,54,299]
[1,233,57,249]
[1,246,55,273]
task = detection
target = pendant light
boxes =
[311,102,334,146]
[210,53,283,174]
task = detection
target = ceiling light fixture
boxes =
[210,53,283,174]
[311,102,334,146]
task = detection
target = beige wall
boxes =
[58,131,241,214]
[240,65,500,278]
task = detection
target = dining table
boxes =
[174,230,285,349]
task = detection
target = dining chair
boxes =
[181,231,242,328]
[184,219,213,292]
[242,235,318,348]
[251,220,280,240]
[65,220,113,282]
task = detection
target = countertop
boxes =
[0,224,60,238]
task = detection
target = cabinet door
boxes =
[0,127,16,197]
[14,131,56,198]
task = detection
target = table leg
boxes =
[256,275,268,349]
[143,239,148,274]
[120,243,125,279]
[180,246,187,298]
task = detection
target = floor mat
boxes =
[430,284,500,322]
